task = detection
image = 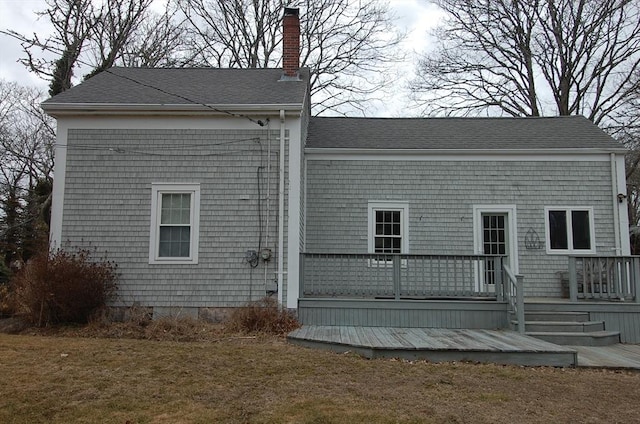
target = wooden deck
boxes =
[288,325,577,367]
[571,344,640,369]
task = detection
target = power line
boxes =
[102,68,267,127]
[53,136,271,157]
[54,136,264,150]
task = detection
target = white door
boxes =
[473,205,518,293]
[481,213,508,291]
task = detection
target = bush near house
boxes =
[0,261,11,285]
[11,248,117,326]
[0,261,13,317]
[227,297,300,335]
[0,284,13,317]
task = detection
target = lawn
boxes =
[1,332,640,423]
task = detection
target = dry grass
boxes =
[10,315,228,342]
[1,330,640,423]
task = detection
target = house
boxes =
[43,8,640,344]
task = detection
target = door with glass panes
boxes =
[481,213,509,291]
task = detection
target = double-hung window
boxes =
[544,207,595,254]
[149,183,200,264]
[368,201,409,258]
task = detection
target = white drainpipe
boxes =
[264,120,271,290]
[611,153,621,255]
[277,110,286,304]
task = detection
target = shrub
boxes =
[0,261,11,285]
[12,248,118,326]
[226,297,300,335]
[1,262,15,317]
[0,283,14,317]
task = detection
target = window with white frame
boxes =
[368,202,409,254]
[149,183,200,264]
[544,207,595,254]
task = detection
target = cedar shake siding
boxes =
[305,159,616,298]
[61,128,288,310]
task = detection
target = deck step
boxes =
[513,320,605,333]
[515,311,590,322]
[526,330,620,346]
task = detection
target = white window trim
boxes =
[367,201,409,254]
[149,183,201,264]
[544,206,596,255]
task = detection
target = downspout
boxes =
[611,153,621,255]
[277,110,286,304]
[265,120,271,290]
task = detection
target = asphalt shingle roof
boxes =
[306,116,623,150]
[42,67,309,107]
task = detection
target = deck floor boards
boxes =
[572,344,640,369]
[289,326,640,369]
[288,325,577,367]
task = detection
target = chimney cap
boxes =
[284,7,299,16]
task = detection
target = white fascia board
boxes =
[54,115,275,131]
[305,148,626,161]
[41,102,304,117]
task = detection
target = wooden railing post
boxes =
[568,256,578,302]
[393,254,401,300]
[516,274,525,334]
[495,257,504,302]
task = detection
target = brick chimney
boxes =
[282,7,300,79]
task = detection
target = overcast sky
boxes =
[0,0,445,116]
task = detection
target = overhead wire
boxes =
[101,68,266,127]
[54,136,267,156]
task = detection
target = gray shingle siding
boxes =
[305,159,616,297]
[300,108,309,252]
[62,128,287,308]
[282,135,290,304]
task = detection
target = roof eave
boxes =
[41,102,305,116]
[304,147,628,155]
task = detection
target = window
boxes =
[544,207,595,254]
[149,184,200,264]
[368,201,409,254]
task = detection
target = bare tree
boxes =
[0,81,55,264]
[83,0,154,79]
[6,0,101,96]
[119,5,192,68]
[411,0,640,127]
[2,0,187,94]
[176,0,405,115]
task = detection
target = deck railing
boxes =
[504,264,525,334]
[300,253,507,299]
[568,256,640,302]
